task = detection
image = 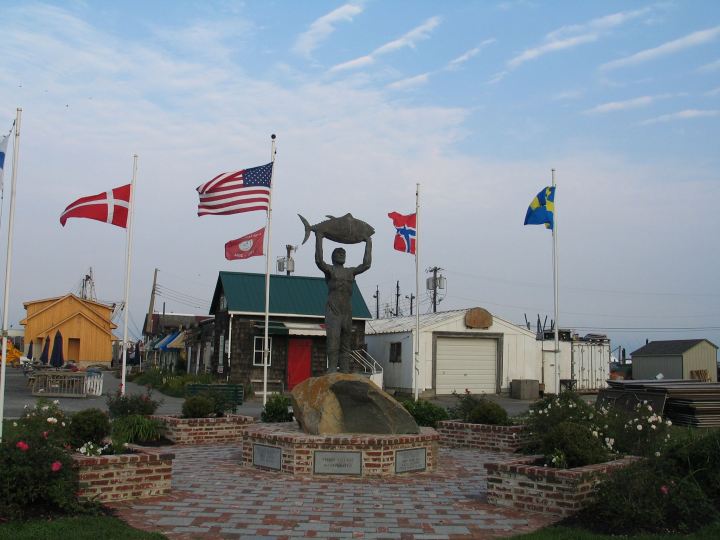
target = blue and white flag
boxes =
[0,130,9,191]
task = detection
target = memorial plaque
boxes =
[314,451,362,475]
[253,444,282,471]
[395,447,427,473]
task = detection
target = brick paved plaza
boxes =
[110,445,556,539]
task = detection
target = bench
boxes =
[186,383,244,408]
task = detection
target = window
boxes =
[389,342,402,363]
[253,336,273,366]
[219,294,227,311]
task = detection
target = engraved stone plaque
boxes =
[395,447,427,473]
[313,450,362,475]
[253,444,282,470]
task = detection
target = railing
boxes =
[32,372,87,397]
[85,372,104,396]
[350,349,383,388]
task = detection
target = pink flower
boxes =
[16,441,29,451]
[660,485,669,495]
[51,461,63,472]
[42,431,49,439]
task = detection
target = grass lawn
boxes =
[0,516,166,540]
[513,523,720,539]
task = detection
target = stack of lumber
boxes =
[603,380,720,427]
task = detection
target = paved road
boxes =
[112,445,556,539]
[1,369,265,419]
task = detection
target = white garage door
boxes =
[436,337,497,395]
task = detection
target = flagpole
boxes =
[551,169,559,394]
[414,183,420,401]
[120,154,138,396]
[0,108,21,442]
[262,134,277,406]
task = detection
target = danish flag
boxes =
[60,184,131,228]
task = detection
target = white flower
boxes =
[41,405,49,411]
[588,413,593,419]
[643,400,648,405]
[79,447,86,454]
[666,419,672,426]
[53,400,59,405]
[651,425,657,430]
[61,422,65,427]
[12,422,17,427]
[637,424,643,431]
[46,417,57,424]
[655,452,661,457]
[592,431,599,438]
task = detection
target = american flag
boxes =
[196,162,273,216]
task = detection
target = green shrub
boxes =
[577,458,718,534]
[132,368,165,388]
[106,390,161,418]
[467,400,510,426]
[68,409,111,448]
[401,399,449,427]
[261,394,293,423]
[540,421,609,468]
[0,430,82,519]
[111,415,165,446]
[181,395,215,418]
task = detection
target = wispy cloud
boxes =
[387,73,430,90]
[293,4,364,58]
[584,94,673,114]
[698,58,720,73]
[330,16,441,72]
[602,25,720,70]
[553,89,584,100]
[706,86,720,97]
[487,71,507,84]
[447,39,496,70]
[641,109,720,125]
[507,8,650,70]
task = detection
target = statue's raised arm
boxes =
[352,238,372,276]
[314,233,331,275]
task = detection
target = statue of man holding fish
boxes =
[299,213,374,373]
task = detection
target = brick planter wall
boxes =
[243,423,440,477]
[152,414,255,445]
[73,445,174,503]
[436,420,526,452]
[485,455,640,517]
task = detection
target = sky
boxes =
[0,1,719,357]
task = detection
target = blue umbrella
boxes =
[50,331,64,368]
[39,336,50,365]
[27,341,33,360]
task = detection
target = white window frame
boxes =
[389,341,402,363]
[253,336,273,366]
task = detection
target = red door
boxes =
[287,338,312,390]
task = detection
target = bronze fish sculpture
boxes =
[299,213,375,245]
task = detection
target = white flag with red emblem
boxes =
[60,184,131,228]
[225,227,265,260]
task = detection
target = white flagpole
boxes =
[262,135,277,406]
[414,183,420,401]
[120,154,138,395]
[551,169,559,394]
[0,108,21,441]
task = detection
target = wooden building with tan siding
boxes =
[631,339,718,382]
[21,294,118,367]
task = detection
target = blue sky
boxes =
[0,1,719,355]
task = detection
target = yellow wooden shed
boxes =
[20,294,118,367]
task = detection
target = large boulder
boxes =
[290,373,420,435]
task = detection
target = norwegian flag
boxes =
[388,211,416,254]
[197,162,272,216]
[60,184,131,228]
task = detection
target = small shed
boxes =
[365,308,541,396]
[631,339,718,381]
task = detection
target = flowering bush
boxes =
[76,441,112,456]
[0,430,81,519]
[522,393,673,468]
[15,399,70,447]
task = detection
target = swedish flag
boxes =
[524,186,555,230]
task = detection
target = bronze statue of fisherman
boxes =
[300,214,373,373]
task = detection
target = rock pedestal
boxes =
[290,373,420,435]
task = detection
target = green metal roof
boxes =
[210,272,372,320]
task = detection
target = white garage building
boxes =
[365,308,543,396]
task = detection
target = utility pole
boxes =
[426,266,445,313]
[145,268,158,334]
[395,280,401,317]
[373,285,379,319]
[406,294,415,315]
[285,245,293,275]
